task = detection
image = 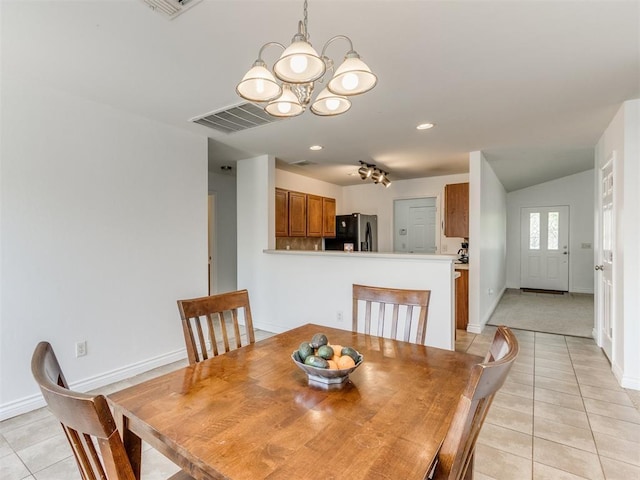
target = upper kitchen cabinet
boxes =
[275,188,289,237]
[322,197,336,238]
[288,191,307,237]
[444,182,469,238]
[307,194,323,237]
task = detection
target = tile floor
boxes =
[2,328,639,479]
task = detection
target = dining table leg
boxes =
[115,411,142,480]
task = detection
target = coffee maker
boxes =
[457,241,469,263]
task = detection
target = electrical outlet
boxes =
[75,341,87,358]
[336,311,343,323]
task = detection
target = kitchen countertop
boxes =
[454,262,469,270]
[264,249,458,262]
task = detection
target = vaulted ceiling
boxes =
[5,1,638,191]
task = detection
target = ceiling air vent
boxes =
[191,102,284,134]
[288,160,317,167]
[141,0,202,20]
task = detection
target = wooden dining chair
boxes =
[177,289,255,365]
[31,341,192,480]
[431,325,519,480]
[352,284,431,344]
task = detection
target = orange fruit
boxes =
[327,360,338,370]
[338,355,356,369]
[329,344,343,357]
[331,355,341,364]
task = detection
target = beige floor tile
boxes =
[473,472,499,480]
[533,437,604,480]
[584,398,640,424]
[474,443,533,480]
[535,387,585,412]
[0,451,30,480]
[140,448,182,480]
[0,408,52,435]
[477,422,532,459]
[511,361,535,375]
[32,455,81,480]
[574,370,623,390]
[599,457,640,480]
[534,351,572,364]
[579,384,634,407]
[500,379,534,400]
[625,388,640,412]
[0,435,13,459]
[535,358,575,373]
[534,416,596,453]
[593,431,640,466]
[2,416,61,451]
[485,404,533,435]
[514,353,535,366]
[535,342,569,353]
[16,433,72,474]
[492,391,534,415]
[533,461,591,480]
[587,413,640,443]
[535,376,581,396]
[535,333,567,346]
[534,401,590,430]
[535,366,578,383]
[507,371,534,386]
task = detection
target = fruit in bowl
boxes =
[292,333,363,385]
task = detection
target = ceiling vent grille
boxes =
[191,102,284,134]
[141,0,202,20]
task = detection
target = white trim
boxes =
[468,286,506,334]
[570,287,594,294]
[0,348,187,422]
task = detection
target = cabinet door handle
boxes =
[595,265,604,271]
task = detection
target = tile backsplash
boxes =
[276,237,322,251]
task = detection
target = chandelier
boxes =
[358,161,391,187]
[236,0,377,118]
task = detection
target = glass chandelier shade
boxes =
[273,36,326,84]
[265,85,304,117]
[327,53,378,96]
[310,87,351,116]
[235,61,282,102]
[235,1,376,118]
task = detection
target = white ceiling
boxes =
[4,0,638,191]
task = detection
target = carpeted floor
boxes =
[487,289,594,337]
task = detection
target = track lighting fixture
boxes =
[356,161,391,187]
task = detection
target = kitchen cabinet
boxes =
[275,188,336,239]
[275,188,289,237]
[306,194,323,237]
[455,268,469,330]
[444,182,469,238]
[322,197,336,237]
[288,191,307,237]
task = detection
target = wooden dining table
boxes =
[108,324,482,480]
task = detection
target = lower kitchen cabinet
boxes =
[455,268,469,330]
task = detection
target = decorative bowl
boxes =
[291,350,363,386]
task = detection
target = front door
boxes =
[597,157,614,360]
[520,206,569,291]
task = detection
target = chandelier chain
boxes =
[303,0,309,41]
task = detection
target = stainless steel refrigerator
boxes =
[324,213,378,251]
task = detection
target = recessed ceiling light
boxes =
[416,123,435,130]
[309,145,323,151]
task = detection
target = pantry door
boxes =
[520,206,569,291]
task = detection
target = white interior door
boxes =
[520,206,569,291]
[208,194,216,295]
[394,198,436,253]
[597,158,614,360]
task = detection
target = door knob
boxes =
[595,265,604,271]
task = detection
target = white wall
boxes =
[342,174,470,253]
[595,99,640,389]
[239,159,458,350]
[468,152,507,333]
[276,169,344,202]
[208,170,237,293]
[506,170,595,293]
[0,78,207,419]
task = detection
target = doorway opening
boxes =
[208,194,216,295]
[393,197,437,253]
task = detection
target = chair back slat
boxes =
[177,289,255,365]
[432,326,519,480]
[352,284,431,344]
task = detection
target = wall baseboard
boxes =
[570,287,594,294]
[467,286,506,334]
[0,348,187,422]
